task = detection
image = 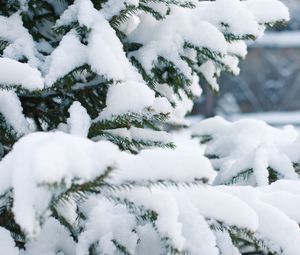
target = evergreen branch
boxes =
[130,57,157,89]
[223,33,257,42]
[105,195,159,224]
[0,114,19,155]
[191,134,213,144]
[103,179,209,193]
[0,39,9,55]
[140,0,195,9]
[96,131,175,154]
[89,111,169,135]
[205,154,220,160]
[0,190,25,249]
[132,55,194,98]
[50,203,79,242]
[209,220,283,255]
[222,167,286,185]
[112,239,133,255]
[52,166,115,205]
[110,5,139,28]
[293,163,300,176]
[106,195,188,255]
[267,167,284,184]
[138,4,165,20]
[222,169,254,185]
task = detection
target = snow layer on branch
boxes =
[129,10,227,76]
[281,135,300,163]
[67,101,91,137]
[215,230,241,255]
[77,197,138,255]
[176,195,218,255]
[227,41,248,58]
[24,218,76,255]
[129,127,172,144]
[100,0,139,20]
[112,182,300,254]
[156,76,202,125]
[1,130,300,254]
[117,185,258,252]
[192,117,299,185]
[105,127,172,147]
[0,58,44,90]
[0,13,40,68]
[196,0,260,37]
[87,11,140,81]
[262,180,300,196]
[219,185,300,255]
[0,90,31,135]
[7,179,300,255]
[244,0,290,24]
[97,81,155,119]
[52,0,141,85]
[198,60,219,91]
[0,132,119,237]
[113,145,214,185]
[0,227,19,255]
[44,31,87,87]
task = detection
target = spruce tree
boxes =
[1,1,300,255]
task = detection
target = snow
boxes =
[0,0,297,254]
[113,136,214,184]
[135,224,163,255]
[100,0,139,20]
[130,127,172,144]
[0,132,120,237]
[87,11,141,81]
[77,197,138,255]
[97,81,155,119]
[1,128,300,254]
[196,0,260,37]
[184,186,259,231]
[0,58,44,90]
[0,90,31,135]
[222,55,240,75]
[0,13,40,68]
[198,61,219,91]
[118,14,141,35]
[0,227,19,255]
[192,117,299,185]
[67,101,91,137]
[44,31,87,87]
[220,185,300,255]
[129,10,227,77]
[260,190,300,223]
[177,196,218,255]
[54,0,141,83]
[152,97,172,115]
[244,0,290,24]
[227,41,248,58]
[215,231,241,255]
[118,188,186,250]
[54,2,77,26]
[24,218,76,255]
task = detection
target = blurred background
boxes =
[193,0,300,126]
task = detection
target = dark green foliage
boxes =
[0,114,17,156]
[209,220,283,255]
[0,0,187,154]
[0,191,25,249]
[195,133,300,185]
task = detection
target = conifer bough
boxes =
[1,1,300,255]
